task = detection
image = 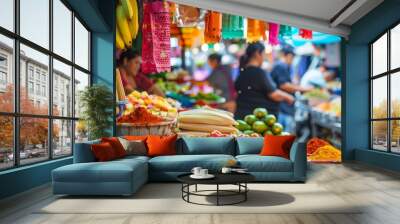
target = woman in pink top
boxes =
[118,50,164,96]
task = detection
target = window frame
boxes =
[0,0,92,171]
[370,21,400,154]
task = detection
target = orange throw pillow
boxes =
[146,135,178,157]
[260,135,296,159]
[101,137,126,158]
[124,135,148,141]
[91,142,117,161]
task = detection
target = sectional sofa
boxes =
[52,137,306,196]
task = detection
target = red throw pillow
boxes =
[124,135,148,141]
[260,135,296,159]
[91,142,117,161]
[101,137,126,158]
[146,135,177,157]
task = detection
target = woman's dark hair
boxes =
[239,42,265,70]
[118,50,140,66]
[208,53,222,64]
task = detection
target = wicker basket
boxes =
[117,119,176,136]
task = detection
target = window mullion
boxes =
[387,30,391,152]
[71,10,76,154]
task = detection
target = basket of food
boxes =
[116,91,179,136]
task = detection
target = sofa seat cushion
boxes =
[236,155,293,172]
[53,159,147,183]
[149,154,235,172]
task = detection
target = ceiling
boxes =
[171,0,384,37]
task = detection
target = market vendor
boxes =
[118,50,164,97]
[207,53,236,112]
[234,42,294,119]
[270,44,311,133]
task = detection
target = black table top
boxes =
[177,172,255,185]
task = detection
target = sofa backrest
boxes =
[73,140,100,163]
[177,137,236,155]
[235,137,264,155]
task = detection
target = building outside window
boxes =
[0,0,91,170]
[370,23,400,154]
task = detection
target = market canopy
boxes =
[170,0,383,38]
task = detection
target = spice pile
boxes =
[306,138,341,163]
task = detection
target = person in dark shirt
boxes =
[270,44,311,133]
[234,42,294,119]
[207,53,236,112]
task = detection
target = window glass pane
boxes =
[20,44,49,115]
[0,0,14,31]
[53,59,72,117]
[0,35,14,112]
[20,117,49,165]
[372,121,388,151]
[53,0,72,60]
[74,69,89,118]
[53,119,72,157]
[372,77,387,119]
[75,120,88,143]
[391,72,400,118]
[20,0,49,49]
[391,120,400,153]
[372,33,387,76]
[391,24,400,70]
[74,18,89,70]
[0,116,14,170]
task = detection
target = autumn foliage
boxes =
[0,85,59,151]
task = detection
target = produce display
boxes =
[116,0,139,50]
[154,71,225,108]
[177,107,239,134]
[235,108,287,137]
[306,137,341,163]
[315,97,341,117]
[117,91,178,124]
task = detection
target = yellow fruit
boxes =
[115,28,125,50]
[121,0,133,19]
[129,0,139,39]
[116,5,132,47]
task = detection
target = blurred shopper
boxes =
[300,63,336,88]
[270,44,310,133]
[118,50,164,96]
[207,53,236,112]
[234,42,294,119]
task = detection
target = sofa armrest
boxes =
[289,141,307,182]
[73,140,100,163]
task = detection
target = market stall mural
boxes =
[114,0,342,163]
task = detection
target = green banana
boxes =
[121,0,133,19]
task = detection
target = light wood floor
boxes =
[1,162,400,224]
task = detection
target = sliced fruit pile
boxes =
[177,107,239,134]
[236,108,288,137]
[117,91,178,124]
[116,0,139,50]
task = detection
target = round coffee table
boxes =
[177,173,255,206]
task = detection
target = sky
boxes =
[0,0,89,74]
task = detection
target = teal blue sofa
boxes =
[52,137,306,196]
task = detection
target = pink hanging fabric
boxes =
[268,23,280,45]
[141,1,171,74]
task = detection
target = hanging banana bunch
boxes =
[115,0,140,50]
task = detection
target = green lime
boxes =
[252,121,268,134]
[263,114,277,126]
[244,114,258,125]
[272,123,283,135]
[236,120,251,131]
[253,108,268,119]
